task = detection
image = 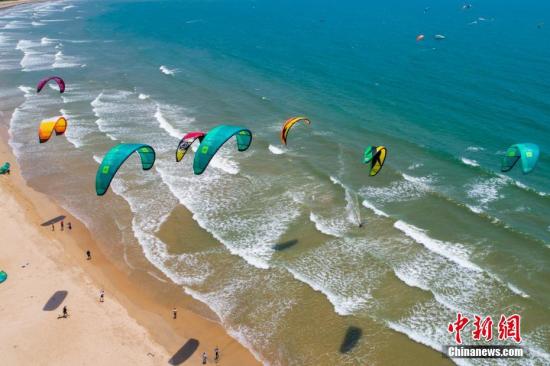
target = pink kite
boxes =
[37,76,65,93]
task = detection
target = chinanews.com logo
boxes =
[444,313,525,359]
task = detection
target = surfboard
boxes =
[0,271,7,283]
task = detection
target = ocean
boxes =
[0,0,549,364]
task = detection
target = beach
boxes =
[0,120,259,365]
[0,0,45,10]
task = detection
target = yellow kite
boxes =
[280,116,310,145]
[39,116,67,143]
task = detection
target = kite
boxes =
[501,143,539,174]
[39,116,67,143]
[281,116,310,145]
[0,162,10,175]
[95,144,156,196]
[37,76,65,93]
[416,34,425,41]
[193,125,252,175]
[363,146,387,176]
[176,131,206,162]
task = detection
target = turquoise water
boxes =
[1,1,549,364]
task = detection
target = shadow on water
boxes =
[272,239,299,251]
[41,215,66,226]
[43,290,68,311]
[340,326,362,353]
[168,339,199,365]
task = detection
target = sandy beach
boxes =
[0,0,46,10]
[0,118,260,364]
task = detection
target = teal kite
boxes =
[0,162,10,175]
[0,270,7,284]
[193,125,252,175]
[95,144,156,196]
[501,143,539,174]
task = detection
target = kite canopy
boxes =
[501,143,539,174]
[193,125,252,175]
[416,34,425,41]
[0,270,7,284]
[95,144,156,196]
[176,131,206,162]
[0,162,9,175]
[363,146,387,176]
[281,116,310,145]
[37,76,65,93]
[39,116,67,143]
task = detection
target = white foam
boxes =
[466,146,484,152]
[394,220,482,273]
[407,163,423,170]
[285,266,369,316]
[268,144,285,155]
[466,176,505,207]
[362,200,389,217]
[159,65,177,75]
[329,176,361,226]
[154,104,183,139]
[460,157,479,167]
[309,212,344,238]
[138,93,149,100]
[53,50,82,68]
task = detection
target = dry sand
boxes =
[0,126,260,365]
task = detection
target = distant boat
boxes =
[434,34,446,40]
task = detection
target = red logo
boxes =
[448,313,521,344]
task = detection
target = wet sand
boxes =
[0,117,259,364]
[0,0,47,10]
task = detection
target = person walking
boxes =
[99,289,104,303]
[214,346,220,363]
[172,307,177,320]
[201,352,207,365]
[86,250,91,260]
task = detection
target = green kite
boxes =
[95,144,155,196]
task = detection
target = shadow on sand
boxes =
[168,339,199,365]
[43,290,68,311]
[272,239,299,251]
[340,326,362,353]
[41,215,66,226]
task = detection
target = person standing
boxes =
[62,306,68,318]
[52,224,55,231]
[214,346,220,363]
[60,221,64,231]
[172,307,177,320]
[68,222,72,230]
[99,289,104,303]
[201,352,207,365]
[86,250,91,260]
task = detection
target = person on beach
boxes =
[62,305,68,318]
[52,224,55,231]
[214,347,220,363]
[202,352,207,365]
[68,222,72,230]
[172,307,177,320]
[86,250,91,260]
[61,221,64,231]
[100,289,104,303]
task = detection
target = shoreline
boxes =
[0,0,47,10]
[0,114,260,364]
